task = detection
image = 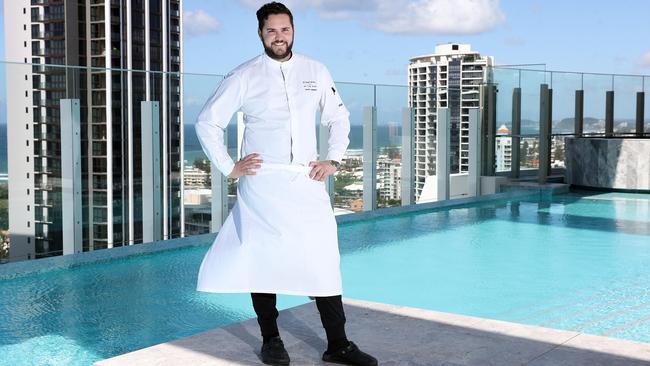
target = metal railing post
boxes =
[636,92,645,136]
[605,91,614,137]
[484,85,497,176]
[60,99,82,255]
[512,88,521,179]
[436,108,450,201]
[363,106,377,211]
[575,90,584,137]
[211,127,229,232]
[141,101,162,242]
[319,121,335,204]
[538,85,551,184]
[401,107,414,206]
[468,108,481,197]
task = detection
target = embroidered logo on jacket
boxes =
[302,80,317,91]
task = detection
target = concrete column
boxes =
[401,108,414,206]
[60,99,82,255]
[467,108,481,197]
[605,91,614,137]
[319,122,335,203]
[363,106,377,211]
[141,101,162,243]
[538,85,551,184]
[436,108,450,201]
[575,90,584,137]
[636,92,645,136]
[512,88,521,179]
[211,127,229,232]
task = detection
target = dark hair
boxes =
[256,2,294,31]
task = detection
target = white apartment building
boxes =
[496,124,512,172]
[408,43,494,201]
[4,0,183,261]
[377,156,401,201]
[184,166,210,189]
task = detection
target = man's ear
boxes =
[258,29,262,39]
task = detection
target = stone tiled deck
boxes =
[96,299,650,366]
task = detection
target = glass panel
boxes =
[583,73,611,134]
[520,136,540,171]
[613,75,643,134]
[493,67,520,132]
[550,71,582,135]
[375,84,407,208]
[411,84,435,204]
[520,69,549,136]
[182,73,223,237]
[333,82,373,214]
[551,135,568,169]
[495,136,513,173]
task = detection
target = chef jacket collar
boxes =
[262,52,296,69]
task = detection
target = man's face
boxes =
[258,13,294,61]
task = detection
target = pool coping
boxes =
[95,298,650,366]
[0,184,568,280]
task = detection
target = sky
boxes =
[1,0,649,85]
[177,0,650,85]
[0,0,649,126]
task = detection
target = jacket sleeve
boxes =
[195,72,244,177]
[319,66,350,163]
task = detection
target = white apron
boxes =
[196,163,342,296]
[194,53,350,297]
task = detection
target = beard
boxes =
[263,39,293,60]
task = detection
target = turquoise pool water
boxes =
[1,191,649,365]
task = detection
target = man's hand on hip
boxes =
[229,153,263,179]
[308,160,337,181]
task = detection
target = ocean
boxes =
[183,123,402,153]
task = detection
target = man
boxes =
[195,2,378,366]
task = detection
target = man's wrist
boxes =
[327,160,340,169]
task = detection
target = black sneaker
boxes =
[322,341,378,366]
[260,336,290,365]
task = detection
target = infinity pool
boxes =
[1,191,649,365]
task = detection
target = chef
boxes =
[195,2,377,366]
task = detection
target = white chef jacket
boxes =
[195,52,350,176]
[195,53,351,296]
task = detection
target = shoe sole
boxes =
[262,358,290,366]
[322,355,378,366]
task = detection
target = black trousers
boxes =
[251,293,348,349]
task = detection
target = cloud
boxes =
[374,0,505,34]
[239,0,505,35]
[183,10,220,37]
[638,51,650,69]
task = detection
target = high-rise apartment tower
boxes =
[3,0,183,261]
[408,43,493,202]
